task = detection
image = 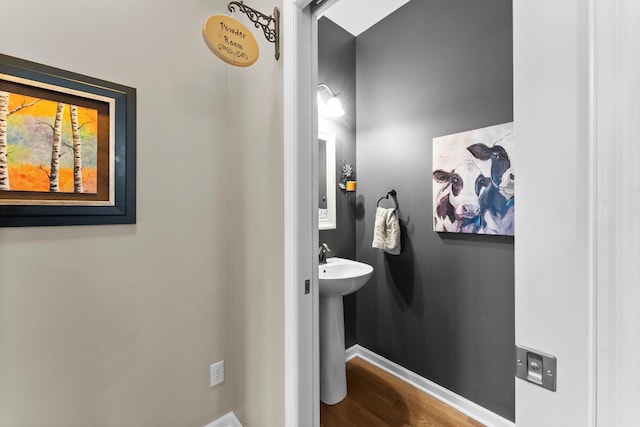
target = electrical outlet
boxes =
[210,360,224,387]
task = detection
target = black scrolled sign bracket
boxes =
[227,1,280,60]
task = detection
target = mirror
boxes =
[319,128,336,230]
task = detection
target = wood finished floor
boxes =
[320,357,484,427]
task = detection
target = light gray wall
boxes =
[228,0,285,424]
[354,0,515,420]
[514,0,595,424]
[0,1,238,426]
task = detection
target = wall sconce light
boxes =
[317,83,345,118]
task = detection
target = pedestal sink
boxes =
[319,257,373,405]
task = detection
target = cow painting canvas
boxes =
[432,122,514,236]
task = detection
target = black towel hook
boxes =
[377,189,397,208]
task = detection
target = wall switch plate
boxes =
[210,360,224,387]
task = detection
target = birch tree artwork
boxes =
[0,91,98,193]
[0,56,136,226]
[0,91,41,190]
[49,102,65,192]
[70,105,84,193]
[0,91,10,191]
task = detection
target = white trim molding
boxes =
[204,411,243,427]
[593,0,640,425]
[284,1,319,427]
[346,345,515,427]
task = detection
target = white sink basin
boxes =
[319,257,373,297]
[318,257,373,405]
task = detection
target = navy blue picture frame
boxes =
[0,54,136,226]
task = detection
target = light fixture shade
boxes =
[324,96,345,117]
[317,92,325,110]
[317,83,345,118]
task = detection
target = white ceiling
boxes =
[323,0,410,37]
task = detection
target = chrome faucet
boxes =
[318,243,331,265]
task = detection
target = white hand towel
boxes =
[372,207,401,255]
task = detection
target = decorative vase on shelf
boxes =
[339,161,356,192]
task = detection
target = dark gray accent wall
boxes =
[354,0,515,421]
[318,18,358,347]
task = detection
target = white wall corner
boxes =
[346,345,515,427]
[205,411,243,427]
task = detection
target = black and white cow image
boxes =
[499,167,515,201]
[433,160,489,233]
[466,143,514,235]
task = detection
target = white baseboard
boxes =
[346,345,515,427]
[204,411,243,427]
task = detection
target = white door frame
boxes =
[283,1,319,427]
[592,0,640,425]
[284,0,639,425]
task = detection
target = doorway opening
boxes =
[285,1,517,426]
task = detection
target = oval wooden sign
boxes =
[202,15,259,67]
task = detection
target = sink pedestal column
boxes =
[320,295,347,405]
